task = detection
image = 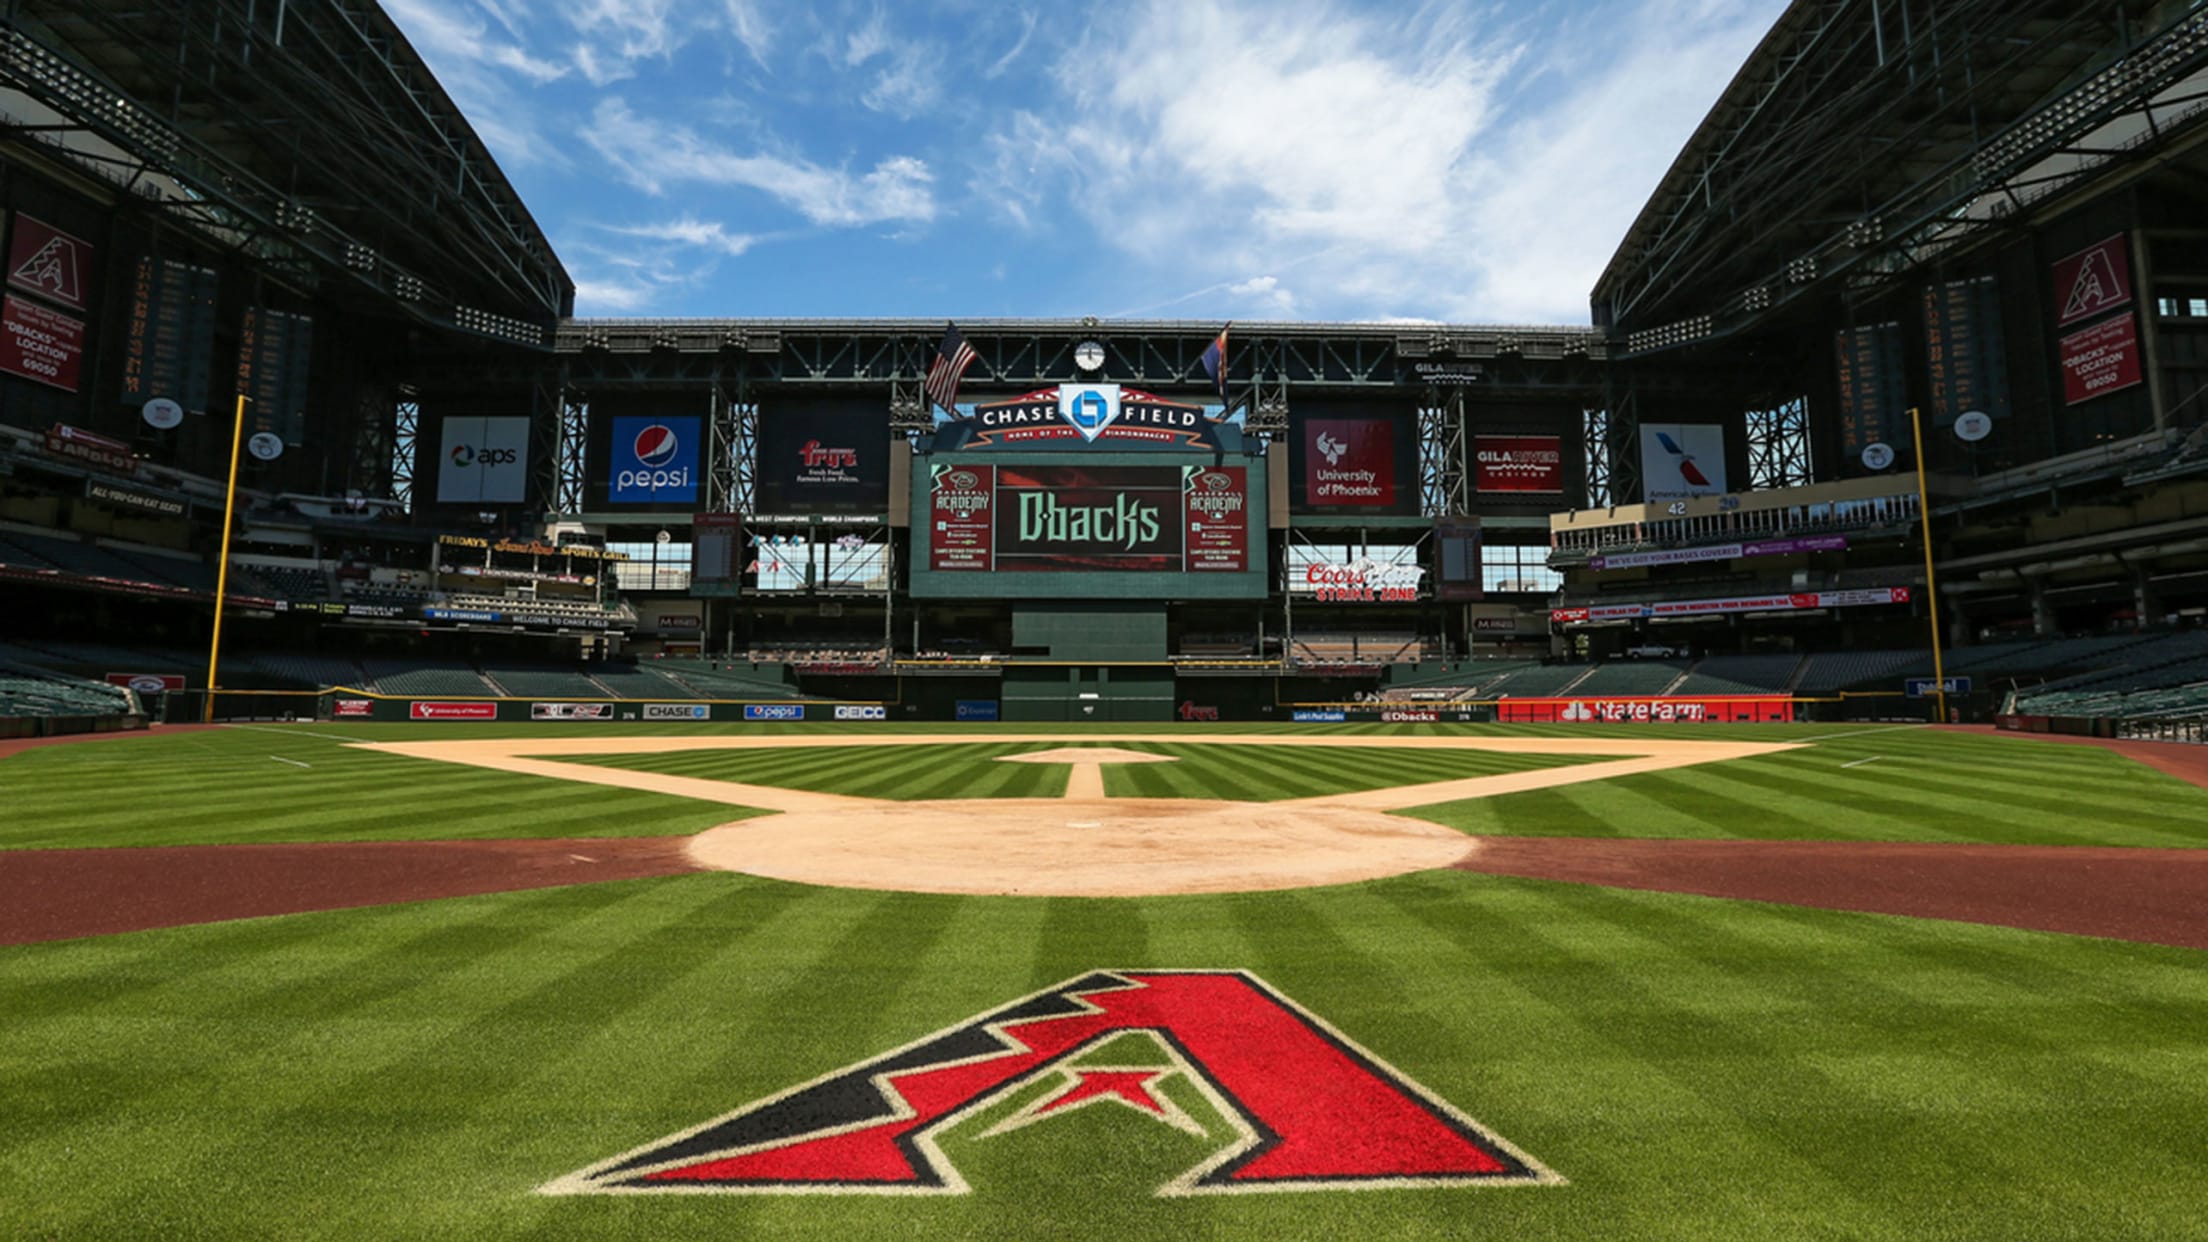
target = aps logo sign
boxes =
[541,970,1556,1198]
[610,416,699,503]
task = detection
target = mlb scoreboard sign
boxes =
[927,463,1247,574]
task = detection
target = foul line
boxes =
[1840,755,1882,769]
[268,755,313,769]
[222,724,376,743]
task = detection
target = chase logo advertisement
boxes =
[743,704,805,721]
[940,386,1220,450]
[610,416,699,504]
[642,703,711,721]
[540,970,1555,1198]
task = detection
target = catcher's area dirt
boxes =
[359,734,1798,897]
[0,837,696,946]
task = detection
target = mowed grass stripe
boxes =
[1100,744,1604,802]
[573,743,1068,801]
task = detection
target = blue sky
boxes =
[386,0,1784,325]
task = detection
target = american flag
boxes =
[924,323,978,415]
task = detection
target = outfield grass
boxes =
[3,869,2204,1240]
[574,741,1605,802]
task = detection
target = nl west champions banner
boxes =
[1640,424,1727,503]
[608,416,700,505]
[435,416,529,504]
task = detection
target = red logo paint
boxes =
[541,970,1556,1197]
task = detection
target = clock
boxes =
[1073,340,1106,372]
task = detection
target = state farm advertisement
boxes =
[409,701,497,720]
[1495,697,1796,724]
[995,465,1182,572]
[1474,435,1563,493]
[1302,417,1399,508]
[928,463,995,571]
[2058,315,2143,405]
[1181,466,1248,572]
[756,399,890,514]
[0,294,84,391]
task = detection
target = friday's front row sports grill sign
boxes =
[541,970,1556,1198]
[928,464,1248,574]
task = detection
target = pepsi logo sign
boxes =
[634,424,679,467]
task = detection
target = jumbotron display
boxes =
[928,463,1247,574]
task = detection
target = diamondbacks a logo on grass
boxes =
[541,970,1557,1198]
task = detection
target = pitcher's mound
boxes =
[685,798,1473,896]
[995,747,1178,766]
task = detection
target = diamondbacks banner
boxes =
[2053,235,2132,327]
[0,295,83,392]
[7,215,91,313]
[926,464,1247,573]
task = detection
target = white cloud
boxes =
[975,0,1781,323]
[604,216,759,256]
[723,0,775,68]
[583,98,936,227]
[565,0,682,84]
[572,277,656,313]
[984,10,1038,79]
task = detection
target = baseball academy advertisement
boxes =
[608,416,700,505]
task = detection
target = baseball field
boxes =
[4,720,2207,1240]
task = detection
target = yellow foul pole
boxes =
[1909,406,1947,724]
[203,395,249,722]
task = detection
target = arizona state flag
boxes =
[1199,324,1230,404]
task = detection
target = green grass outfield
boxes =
[4,722,2207,1239]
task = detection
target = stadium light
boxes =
[202,394,249,722]
[1909,406,1949,724]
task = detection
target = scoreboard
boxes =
[912,453,1266,599]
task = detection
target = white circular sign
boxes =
[247,432,285,461]
[142,398,184,430]
[1955,410,1993,443]
[1860,442,1896,471]
[1073,340,1106,372]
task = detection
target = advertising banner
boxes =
[532,702,614,721]
[1380,708,1440,723]
[45,424,134,474]
[436,416,530,504]
[409,701,497,720]
[757,399,890,513]
[1181,466,1248,572]
[834,705,889,721]
[1292,709,1348,722]
[1640,424,1727,503]
[743,704,805,721]
[1299,557,1424,603]
[1550,585,1910,623]
[928,464,996,571]
[86,480,187,518]
[105,673,184,693]
[1473,436,1563,492]
[2053,235,2132,327]
[643,703,711,721]
[2058,316,2143,405]
[955,700,1000,721]
[7,215,91,312]
[608,416,700,505]
[0,295,83,391]
[1302,417,1400,508]
[1587,536,1847,571]
[1495,697,1795,724]
[333,698,374,718]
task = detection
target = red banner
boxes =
[2052,235,2132,327]
[1183,466,1248,572]
[409,701,497,720]
[7,214,92,312]
[1494,696,1795,724]
[44,423,134,474]
[1303,418,1398,507]
[928,464,996,571]
[2058,315,2143,405]
[333,699,374,718]
[105,673,184,693]
[1,295,83,391]
[1473,435,1563,492]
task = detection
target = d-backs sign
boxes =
[608,416,699,505]
[939,385,1221,450]
[928,464,1248,573]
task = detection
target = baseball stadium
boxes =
[5,2,2208,1238]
